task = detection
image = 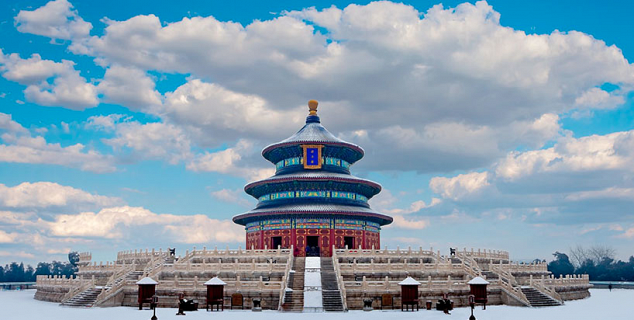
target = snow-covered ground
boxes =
[0,289,629,320]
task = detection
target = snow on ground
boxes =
[0,289,629,320]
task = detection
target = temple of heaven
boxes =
[233,100,393,257]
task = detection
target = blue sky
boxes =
[1,0,634,265]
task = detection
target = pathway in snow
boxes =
[1,289,631,320]
[303,257,323,312]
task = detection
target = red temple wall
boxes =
[246,228,380,257]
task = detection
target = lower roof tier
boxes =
[244,172,382,199]
[232,203,393,226]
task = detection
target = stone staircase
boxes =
[521,287,562,307]
[283,257,305,311]
[481,271,499,280]
[320,258,344,312]
[60,288,101,307]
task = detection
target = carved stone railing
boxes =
[157,275,284,291]
[78,252,92,266]
[507,262,548,273]
[342,275,469,293]
[94,262,136,305]
[540,274,590,287]
[459,248,509,261]
[331,247,348,310]
[334,246,439,260]
[278,248,294,310]
[78,261,122,273]
[174,246,292,264]
[336,259,467,275]
[457,252,483,278]
[490,262,518,286]
[530,275,563,303]
[116,248,169,262]
[494,277,530,306]
[57,276,94,303]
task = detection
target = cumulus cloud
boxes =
[0,113,29,134]
[574,87,625,110]
[15,0,92,40]
[163,79,302,145]
[496,131,633,181]
[49,1,631,172]
[187,139,274,181]
[0,230,17,243]
[48,206,243,243]
[618,228,634,239]
[0,51,98,110]
[0,133,116,173]
[425,128,634,226]
[430,172,490,200]
[97,65,162,111]
[85,114,125,130]
[0,182,122,210]
[104,121,192,164]
[389,215,430,230]
[5,1,634,174]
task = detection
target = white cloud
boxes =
[0,182,122,209]
[48,206,243,243]
[23,70,98,109]
[0,251,35,259]
[60,121,70,133]
[0,134,115,173]
[105,121,192,164]
[617,228,634,239]
[565,187,634,202]
[496,131,633,181]
[0,52,73,85]
[15,0,92,40]
[0,113,28,134]
[574,87,624,110]
[0,51,98,110]
[430,172,490,200]
[210,189,253,207]
[0,230,17,243]
[9,1,634,174]
[163,79,302,145]
[85,114,124,130]
[187,139,274,181]
[97,65,162,111]
[389,215,430,230]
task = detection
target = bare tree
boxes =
[569,245,590,268]
[589,245,616,264]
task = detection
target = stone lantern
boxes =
[136,277,158,310]
[204,277,226,311]
[399,276,420,311]
[468,276,489,309]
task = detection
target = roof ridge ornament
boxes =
[308,99,318,115]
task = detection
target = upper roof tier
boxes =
[262,101,364,165]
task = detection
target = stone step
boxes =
[520,287,562,307]
[61,288,102,307]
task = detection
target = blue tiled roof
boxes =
[245,171,382,194]
[233,203,393,225]
[262,115,364,163]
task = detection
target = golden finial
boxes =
[308,100,318,115]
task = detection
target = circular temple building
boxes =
[233,100,393,257]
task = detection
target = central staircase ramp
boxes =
[320,258,344,311]
[303,257,323,312]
